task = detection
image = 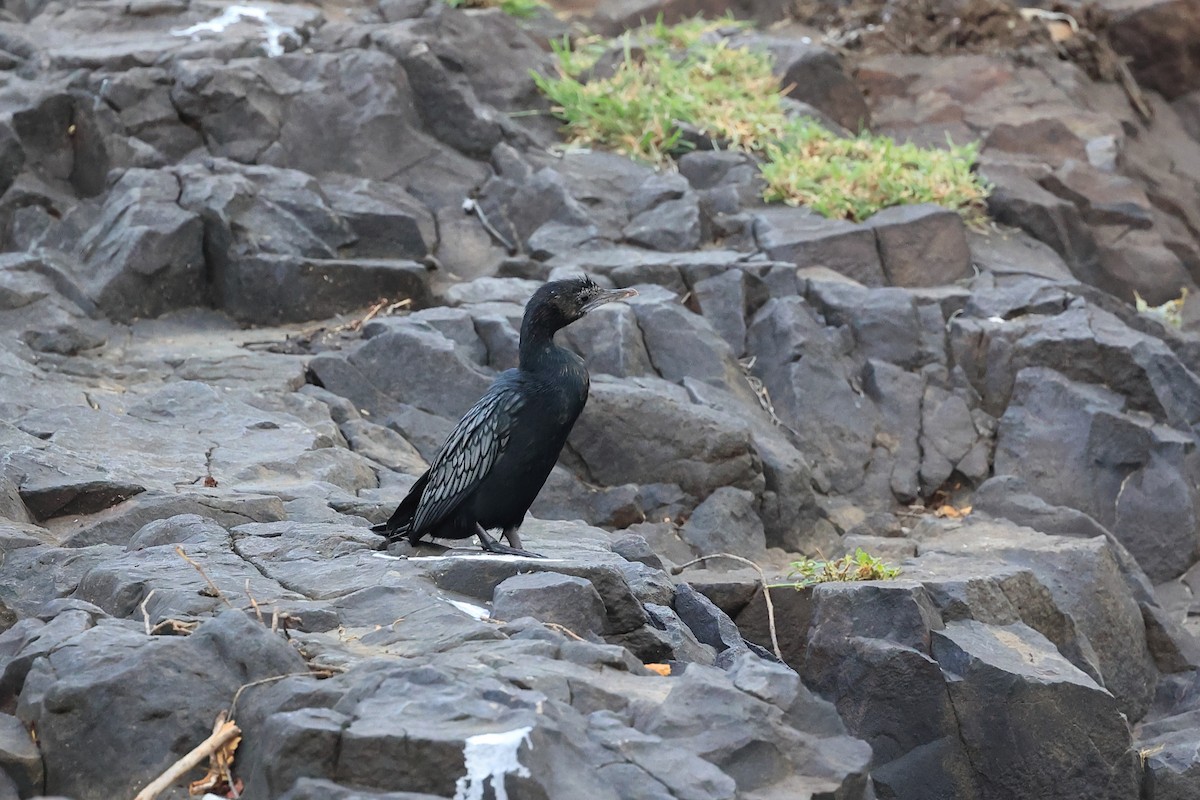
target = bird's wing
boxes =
[410,383,525,535]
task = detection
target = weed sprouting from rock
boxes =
[784,547,902,587]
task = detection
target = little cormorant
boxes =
[371,277,638,557]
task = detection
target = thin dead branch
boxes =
[149,619,199,636]
[227,669,343,719]
[131,715,241,800]
[140,589,157,636]
[542,622,585,641]
[671,553,783,661]
[175,546,234,608]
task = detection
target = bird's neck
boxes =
[518,324,568,372]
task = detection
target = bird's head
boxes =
[525,276,638,332]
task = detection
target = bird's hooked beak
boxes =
[582,287,638,313]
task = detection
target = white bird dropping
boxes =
[453,726,534,800]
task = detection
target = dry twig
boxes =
[131,715,241,800]
[149,619,199,636]
[175,547,234,608]
[226,669,338,720]
[244,580,264,625]
[542,622,585,641]
[139,590,157,636]
[671,553,783,661]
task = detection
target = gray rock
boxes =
[755,206,885,286]
[561,303,656,379]
[677,150,763,205]
[610,533,663,570]
[865,203,973,288]
[690,268,767,356]
[401,44,504,158]
[126,513,229,551]
[746,297,877,495]
[47,168,205,322]
[568,377,763,499]
[339,419,427,474]
[643,603,717,664]
[1138,711,1200,800]
[492,573,608,639]
[475,165,594,254]
[810,281,928,368]
[637,664,872,797]
[623,197,702,252]
[673,582,746,655]
[221,255,432,325]
[983,164,1100,282]
[933,620,1140,800]
[1042,158,1155,229]
[57,490,286,548]
[680,487,767,560]
[0,712,41,798]
[310,323,493,420]
[628,289,753,399]
[20,610,306,798]
[995,366,1200,583]
[322,175,436,260]
[917,518,1159,722]
[968,226,1075,281]
[279,777,445,800]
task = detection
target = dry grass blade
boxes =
[244,580,264,625]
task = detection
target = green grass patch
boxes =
[444,0,544,19]
[781,548,902,588]
[534,17,990,222]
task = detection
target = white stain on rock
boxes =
[453,726,533,800]
[171,5,295,57]
[447,599,490,620]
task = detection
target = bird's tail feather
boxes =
[372,472,429,542]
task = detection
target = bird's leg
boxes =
[475,524,545,558]
[501,526,523,549]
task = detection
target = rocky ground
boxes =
[3,0,1200,797]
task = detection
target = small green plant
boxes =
[783,548,902,588]
[443,0,544,19]
[533,17,991,222]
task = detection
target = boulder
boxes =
[1104,0,1200,100]
[491,572,608,639]
[933,620,1141,800]
[679,487,768,561]
[865,203,973,288]
[19,610,306,798]
[47,169,205,322]
[568,377,763,500]
[994,366,1200,583]
[754,206,885,286]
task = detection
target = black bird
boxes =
[372,277,637,557]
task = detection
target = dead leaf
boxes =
[1045,20,1074,42]
[188,714,241,797]
[644,663,672,676]
[934,505,972,519]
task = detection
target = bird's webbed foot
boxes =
[476,524,545,558]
